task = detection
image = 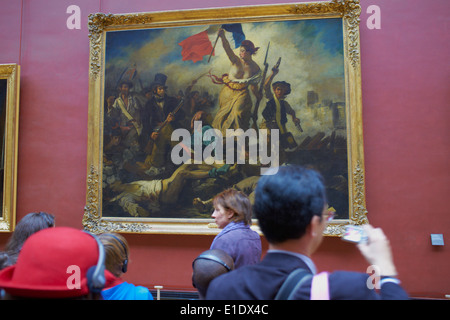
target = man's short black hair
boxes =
[253,166,327,244]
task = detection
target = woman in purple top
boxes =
[210,189,262,268]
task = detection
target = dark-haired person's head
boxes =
[253,166,328,244]
[3,212,55,267]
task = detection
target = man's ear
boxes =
[309,215,323,237]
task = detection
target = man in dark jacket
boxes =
[206,166,408,300]
[140,73,185,175]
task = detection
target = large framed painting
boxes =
[0,64,20,232]
[83,0,368,235]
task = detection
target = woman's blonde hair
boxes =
[98,233,129,277]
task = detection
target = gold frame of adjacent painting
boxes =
[83,0,368,235]
[0,64,20,232]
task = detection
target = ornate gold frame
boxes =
[0,64,20,232]
[84,0,368,235]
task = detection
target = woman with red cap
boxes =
[0,227,118,299]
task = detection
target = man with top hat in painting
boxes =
[140,73,186,176]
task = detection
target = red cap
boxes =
[0,227,117,298]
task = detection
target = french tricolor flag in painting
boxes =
[178,24,245,63]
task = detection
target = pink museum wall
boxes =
[0,0,448,298]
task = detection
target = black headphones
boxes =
[192,254,232,272]
[84,232,106,294]
[192,253,232,289]
[109,234,128,273]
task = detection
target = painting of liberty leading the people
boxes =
[102,18,349,220]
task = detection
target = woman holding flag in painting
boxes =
[208,27,262,135]
[178,24,262,134]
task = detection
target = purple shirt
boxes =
[210,221,262,268]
